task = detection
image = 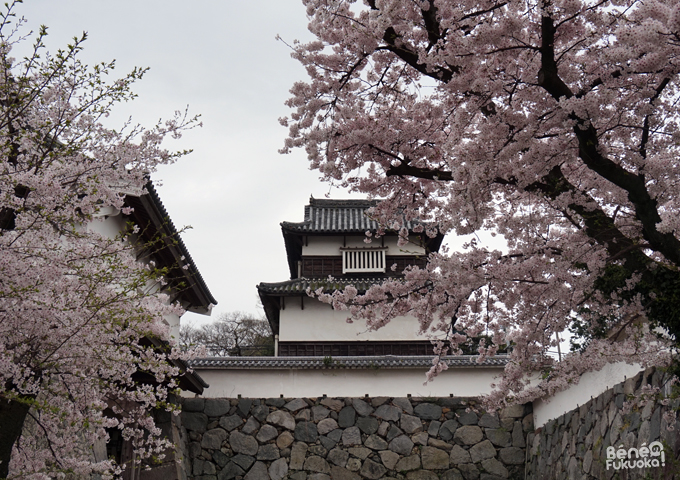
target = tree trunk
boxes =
[0,396,31,479]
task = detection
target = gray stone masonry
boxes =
[526,367,680,479]
[181,396,532,480]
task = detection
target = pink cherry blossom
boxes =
[0,4,200,478]
[283,0,680,411]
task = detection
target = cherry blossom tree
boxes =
[0,3,199,478]
[281,0,680,408]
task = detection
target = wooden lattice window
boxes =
[341,247,387,273]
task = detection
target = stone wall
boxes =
[526,367,680,479]
[180,396,532,480]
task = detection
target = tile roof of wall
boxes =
[190,355,509,370]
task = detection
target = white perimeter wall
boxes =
[303,235,426,256]
[532,362,643,428]
[279,299,429,342]
[191,366,504,399]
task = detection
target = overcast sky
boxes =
[13,0,359,324]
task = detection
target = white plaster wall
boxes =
[86,209,201,341]
[191,366,504,398]
[165,313,181,341]
[87,209,127,239]
[279,299,430,342]
[302,235,426,256]
[532,362,643,428]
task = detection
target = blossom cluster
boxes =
[0,4,199,478]
[283,0,680,410]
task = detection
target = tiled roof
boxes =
[126,181,218,311]
[190,355,509,370]
[258,277,386,295]
[145,182,217,305]
[281,197,421,233]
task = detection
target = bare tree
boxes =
[180,311,274,356]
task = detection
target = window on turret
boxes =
[341,247,387,273]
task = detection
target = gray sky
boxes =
[14,0,351,324]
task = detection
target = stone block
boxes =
[277,431,295,449]
[406,470,438,480]
[440,468,464,480]
[318,418,340,435]
[386,424,403,441]
[348,446,372,459]
[304,455,331,474]
[450,445,471,465]
[359,459,386,479]
[285,398,309,412]
[414,403,442,420]
[313,405,331,421]
[388,435,414,455]
[379,450,399,470]
[457,463,480,480]
[257,444,280,461]
[202,428,227,450]
[481,458,508,478]
[328,448,350,467]
[338,406,357,428]
[357,416,379,435]
[375,405,401,422]
[428,420,441,436]
[457,411,478,426]
[330,465,361,480]
[244,461,270,480]
[401,414,424,434]
[269,458,288,480]
[342,426,362,446]
[321,435,338,451]
[500,405,524,419]
[308,474,330,480]
[392,398,414,414]
[255,424,277,443]
[395,454,421,472]
[486,429,511,447]
[309,445,328,457]
[238,399,253,416]
[478,414,499,429]
[212,450,229,467]
[290,442,308,470]
[252,405,270,422]
[346,457,362,472]
[183,412,209,433]
[296,409,312,422]
[183,397,205,413]
[352,398,374,417]
[229,431,259,456]
[421,446,450,470]
[454,426,483,445]
[295,421,319,443]
[218,461,245,480]
[365,434,388,450]
[204,399,231,417]
[266,410,296,431]
[413,432,428,445]
[232,454,256,470]
[242,416,260,435]
[428,438,453,451]
[266,398,286,408]
[498,447,524,465]
[469,440,496,463]
[320,398,344,411]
